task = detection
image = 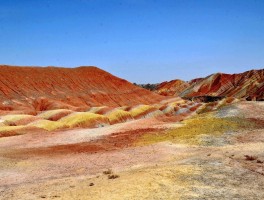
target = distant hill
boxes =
[181,69,264,100]
[155,79,190,96]
[134,80,189,96]
[137,69,264,101]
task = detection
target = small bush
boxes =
[103,169,113,175]
[108,174,119,179]
[31,98,52,111]
[244,155,258,161]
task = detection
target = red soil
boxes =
[4,128,160,158]
[2,114,188,158]
[0,65,166,112]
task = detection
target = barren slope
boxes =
[0,66,165,112]
[152,69,264,100]
[156,79,190,96]
[181,69,264,100]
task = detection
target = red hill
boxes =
[0,65,165,112]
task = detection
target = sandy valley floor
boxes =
[0,101,264,200]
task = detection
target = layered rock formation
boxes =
[181,69,264,100]
[148,69,263,100]
[0,65,165,112]
[0,98,205,137]
[156,79,190,96]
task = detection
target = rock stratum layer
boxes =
[153,69,264,100]
[0,97,207,137]
[182,69,264,100]
[156,79,190,96]
[0,65,165,112]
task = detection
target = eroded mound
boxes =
[181,69,264,100]
[151,69,264,101]
[156,79,190,96]
[0,97,238,137]
[0,65,165,113]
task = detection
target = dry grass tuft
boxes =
[244,155,258,161]
[103,169,113,175]
[102,169,119,179]
[31,98,53,111]
[108,174,120,179]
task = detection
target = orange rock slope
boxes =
[156,79,190,96]
[181,69,264,100]
[0,65,165,113]
[154,69,263,100]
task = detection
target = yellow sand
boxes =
[2,114,33,122]
[38,109,72,120]
[129,105,157,118]
[59,112,109,128]
[136,112,255,146]
[106,109,133,124]
[28,120,67,131]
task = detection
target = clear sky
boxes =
[0,0,263,83]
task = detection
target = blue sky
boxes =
[0,0,263,83]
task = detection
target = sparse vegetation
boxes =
[103,169,119,179]
[103,169,113,175]
[133,83,158,91]
[244,155,258,161]
[31,98,53,111]
[108,174,119,179]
